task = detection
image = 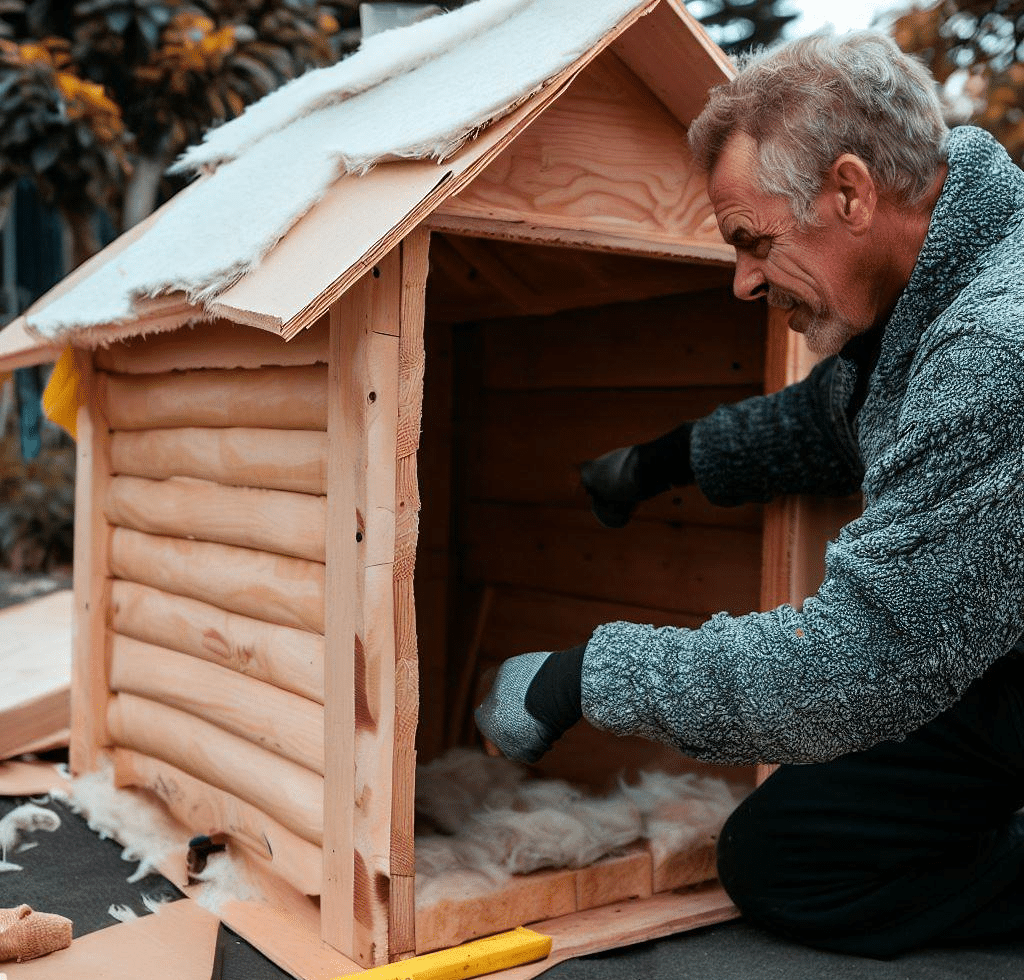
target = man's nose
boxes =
[732,253,768,302]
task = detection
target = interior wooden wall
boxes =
[417,238,765,789]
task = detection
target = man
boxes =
[475,31,1024,957]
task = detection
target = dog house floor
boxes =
[1,764,1014,980]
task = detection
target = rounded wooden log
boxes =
[107,693,324,845]
[109,427,328,496]
[110,527,325,634]
[109,633,325,774]
[95,316,329,375]
[113,748,324,896]
[106,475,327,563]
[109,580,323,703]
[102,365,328,431]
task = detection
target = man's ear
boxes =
[826,154,876,234]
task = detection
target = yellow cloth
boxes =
[41,345,80,439]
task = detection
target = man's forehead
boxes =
[707,131,761,204]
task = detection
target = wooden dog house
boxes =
[0,0,858,974]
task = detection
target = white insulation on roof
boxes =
[27,0,651,340]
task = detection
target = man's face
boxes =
[708,132,873,357]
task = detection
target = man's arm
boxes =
[583,344,1024,764]
[690,353,864,507]
[582,353,864,527]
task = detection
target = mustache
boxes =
[767,287,798,309]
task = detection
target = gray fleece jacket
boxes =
[581,126,1024,765]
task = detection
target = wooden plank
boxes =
[107,692,324,845]
[415,868,578,955]
[109,427,328,495]
[323,271,370,961]
[114,748,323,897]
[0,758,72,796]
[412,311,451,763]
[477,289,764,390]
[425,211,734,265]
[611,0,732,127]
[651,839,718,893]
[575,846,652,911]
[437,50,726,254]
[70,349,113,775]
[109,633,325,774]
[94,314,329,374]
[106,474,327,562]
[426,234,734,324]
[0,590,72,760]
[213,861,361,980]
[389,229,430,958]
[103,365,328,431]
[492,885,738,980]
[4,895,220,980]
[463,386,762,525]
[460,503,762,618]
[108,580,324,703]
[209,0,664,340]
[0,315,60,371]
[345,251,403,966]
[109,527,325,634]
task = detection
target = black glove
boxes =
[580,422,695,529]
[475,645,585,764]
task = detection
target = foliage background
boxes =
[0,0,1021,571]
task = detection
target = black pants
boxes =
[716,653,1024,958]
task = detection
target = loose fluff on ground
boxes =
[0,804,61,865]
[54,765,265,911]
[414,748,745,909]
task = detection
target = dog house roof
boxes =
[1,0,732,366]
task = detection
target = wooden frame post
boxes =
[70,349,113,774]
[389,228,431,960]
[323,244,410,966]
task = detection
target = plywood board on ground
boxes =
[0,590,73,759]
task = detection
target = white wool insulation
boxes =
[414,748,747,909]
[27,0,654,339]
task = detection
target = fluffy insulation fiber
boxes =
[54,766,261,912]
[28,0,652,339]
[414,748,745,908]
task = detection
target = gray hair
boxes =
[688,31,949,225]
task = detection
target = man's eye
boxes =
[753,238,772,259]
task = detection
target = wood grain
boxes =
[70,350,113,775]
[107,692,324,845]
[438,49,724,253]
[103,365,328,431]
[415,868,578,955]
[113,748,324,896]
[109,427,328,495]
[108,633,325,773]
[106,474,327,562]
[110,527,325,634]
[108,580,324,703]
[460,503,762,618]
[94,315,329,374]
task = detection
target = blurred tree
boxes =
[0,0,357,265]
[686,0,797,54]
[893,0,1024,165]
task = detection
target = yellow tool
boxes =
[337,927,552,980]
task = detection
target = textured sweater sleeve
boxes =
[582,341,1024,765]
[690,354,864,506]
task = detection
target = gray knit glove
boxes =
[474,652,557,764]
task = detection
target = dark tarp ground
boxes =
[4,785,1024,980]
